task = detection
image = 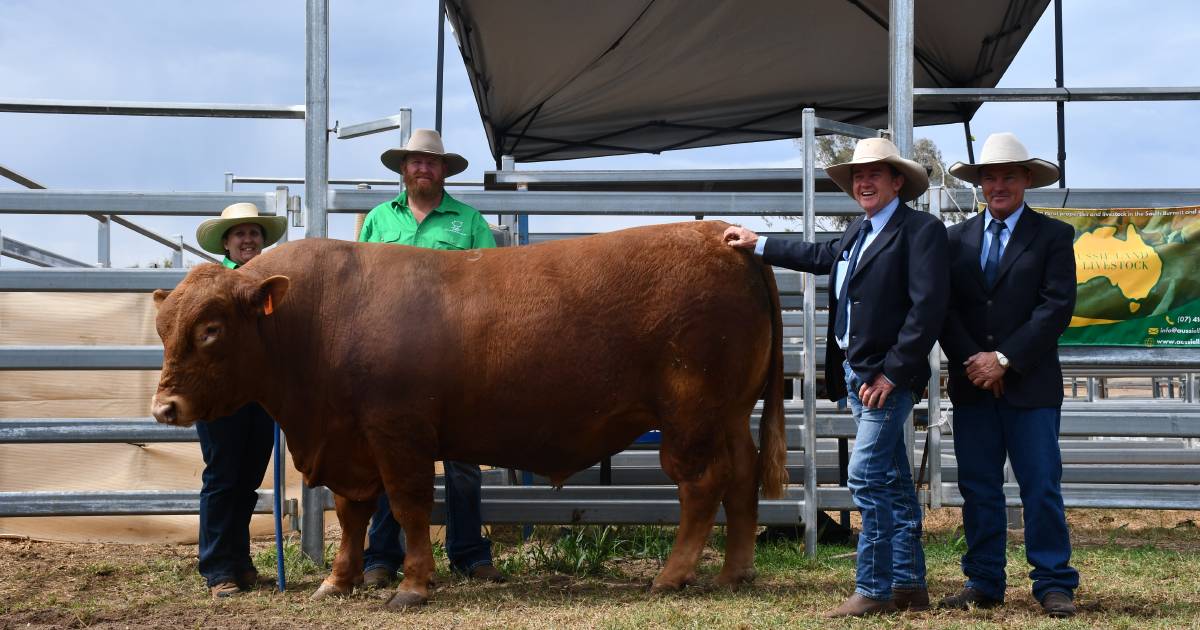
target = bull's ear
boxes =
[257,275,290,316]
[152,289,171,310]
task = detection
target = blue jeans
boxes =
[196,402,275,588]
[364,461,494,576]
[953,399,1079,602]
[844,361,926,600]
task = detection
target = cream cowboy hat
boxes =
[380,128,469,177]
[825,137,930,203]
[196,203,287,255]
[949,132,1060,188]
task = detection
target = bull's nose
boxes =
[151,396,178,425]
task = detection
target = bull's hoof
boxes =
[384,589,428,610]
[310,580,353,600]
[649,573,694,594]
[715,567,757,590]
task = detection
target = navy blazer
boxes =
[939,205,1077,407]
[764,204,949,401]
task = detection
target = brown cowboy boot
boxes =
[893,586,930,612]
[210,580,242,599]
[361,566,397,589]
[825,593,898,618]
[467,564,507,583]
[1040,591,1076,618]
[938,587,1003,610]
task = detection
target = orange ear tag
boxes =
[264,294,274,316]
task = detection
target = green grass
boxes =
[3,520,1198,629]
[252,534,336,578]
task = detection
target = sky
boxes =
[1,0,1198,268]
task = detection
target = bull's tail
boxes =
[757,259,788,499]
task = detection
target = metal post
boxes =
[435,0,446,134]
[224,172,234,192]
[890,0,917,485]
[96,216,111,268]
[398,110,413,188]
[274,187,290,245]
[888,0,915,158]
[1005,457,1024,529]
[498,155,519,240]
[1054,0,1067,187]
[801,108,819,557]
[927,186,944,507]
[301,0,329,565]
[171,235,183,269]
[963,119,976,164]
[300,483,326,564]
[305,0,330,240]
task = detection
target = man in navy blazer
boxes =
[938,132,1080,618]
[725,137,948,617]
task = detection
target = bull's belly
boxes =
[438,409,655,478]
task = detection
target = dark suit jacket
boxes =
[940,205,1077,407]
[763,204,949,401]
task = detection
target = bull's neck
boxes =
[252,309,323,477]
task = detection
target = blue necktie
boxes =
[983,219,1006,287]
[834,220,873,341]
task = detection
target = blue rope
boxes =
[272,422,286,591]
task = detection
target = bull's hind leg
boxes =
[312,493,376,600]
[716,426,760,589]
[652,424,731,593]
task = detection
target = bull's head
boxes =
[150,264,289,426]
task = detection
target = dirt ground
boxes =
[0,508,1197,629]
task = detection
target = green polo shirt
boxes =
[358,190,496,250]
[221,257,239,269]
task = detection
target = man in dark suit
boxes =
[725,137,948,617]
[938,132,1080,618]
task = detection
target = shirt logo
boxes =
[449,220,465,235]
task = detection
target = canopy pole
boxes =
[1054,0,1067,187]
[801,108,818,558]
[435,0,446,134]
[304,0,329,240]
[888,0,915,157]
[890,0,923,510]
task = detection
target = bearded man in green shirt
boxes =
[358,129,504,586]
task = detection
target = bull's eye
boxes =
[197,323,222,347]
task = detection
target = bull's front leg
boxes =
[311,492,376,600]
[384,461,436,610]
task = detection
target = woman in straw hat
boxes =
[193,202,287,598]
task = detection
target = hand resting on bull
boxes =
[151,220,787,609]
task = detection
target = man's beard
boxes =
[404,173,444,200]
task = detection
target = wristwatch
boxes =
[995,351,1010,368]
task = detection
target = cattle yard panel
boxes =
[0,197,292,522]
[0,164,221,268]
[7,186,1200,564]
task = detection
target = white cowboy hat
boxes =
[825,137,930,203]
[196,202,287,256]
[949,132,1060,188]
[380,128,469,177]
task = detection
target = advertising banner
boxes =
[1040,206,1200,347]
